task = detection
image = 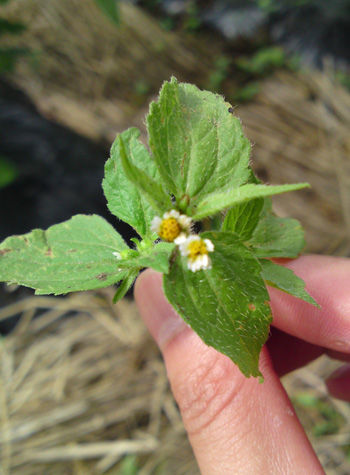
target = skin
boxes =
[135,255,350,474]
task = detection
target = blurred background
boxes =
[0,0,349,473]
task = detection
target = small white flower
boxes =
[179,235,214,272]
[150,209,192,242]
[112,251,122,259]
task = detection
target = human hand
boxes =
[135,255,350,474]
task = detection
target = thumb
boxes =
[135,270,323,474]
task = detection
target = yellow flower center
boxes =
[159,217,181,242]
[188,240,208,260]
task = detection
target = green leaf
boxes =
[118,241,175,274]
[147,77,251,203]
[0,215,129,295]
[113,269,138,303]
[249,210,305,258]
[103,128,171,239]
[94,0,119,26]
[163,231,272,378]
[191,182,310,220]
[260,259,319,307]
[118,135,172,215]
[222,197,264,239]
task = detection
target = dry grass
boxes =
[1,0,221,141]
[238,67,350,256]
[0,289,199,474]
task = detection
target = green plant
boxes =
[118,455,139,475]
[235,46,289,76]
[0,78,318,379]
[294,393,344,437]
[336,70,350,90]
[94,0,119,26]
[134,79,151,96]
[183,1,201,31]
[0,155,18,188]
[232,81,260,103]
[207,56,231,92]
[0,0,30,73]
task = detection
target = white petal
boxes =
[151,216,162,233]
[188,235,200,243]
[178,214,192,230]
[204,239,214,252]
[202,254,209,268]
[168,209,180,219]
[179,240,189,256]
[174,233,187,245]
[192,260,200,272]
[112,251,121,259]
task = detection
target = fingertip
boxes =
[326,364,350,402]
[269,255,350,352]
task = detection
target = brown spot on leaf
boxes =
[228,107,234,114]
[45,248,53,257]
[248,303,256,311]
[96,273,108,281]
[68,249,77,253]
[0,248,11,256]
[264,300,270,306]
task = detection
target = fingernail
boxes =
[134,270,188,349]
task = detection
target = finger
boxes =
[325,349,350,362]
[267,329,350,376]
[267,328,323,376]
[269,255,350,354]
[135,270,323,474]
[326,364,350,402]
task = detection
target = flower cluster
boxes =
[151,210,214,272]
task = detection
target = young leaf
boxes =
[163,231,272,378]
[113,270,139,303]
[147,77,251,203]
[119,135,172,214]
[191,183,310,220]
[222,197,264,239]
[260,259,319,307]
[249,212,305,258]
[118,241,175,274]
[103,128,171,239]
[0,215,129,295]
